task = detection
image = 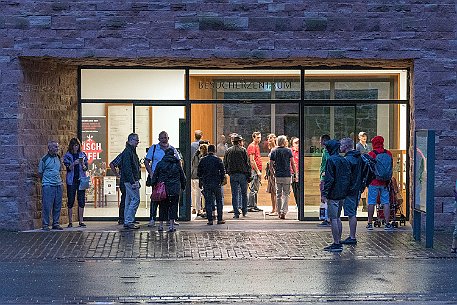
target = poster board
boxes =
[107,104,133,162]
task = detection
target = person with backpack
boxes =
[144,131,181,227]
[38,141,63,231]
[339,138,364,245]
[366,135,394,231]
[321,139,351,252]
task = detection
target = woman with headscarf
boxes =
[151,148,186,232]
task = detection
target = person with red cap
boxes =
[366,135,394,231]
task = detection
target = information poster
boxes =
[135,106,151,160]
[81,116,106,166]
[104,176,117,195]
[108,105,133,162]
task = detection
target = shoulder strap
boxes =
[153,144,156,159]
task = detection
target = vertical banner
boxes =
[81,116,106,168]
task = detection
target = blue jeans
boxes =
[42,185,63,228]
[124,182,140,225]
[248,170,260,208]
[230,173,248,216]
[203,186,223,222]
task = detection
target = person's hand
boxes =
[321,196,327,203]
[257,171,261,177]
[132,181,140,189]
[73,159,80,165]
[294,175,298,183]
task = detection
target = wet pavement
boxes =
[0,221,455,304]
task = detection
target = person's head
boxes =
[199,143,208,156]
[267,133,277,149]
[358,131,367,143]
[48,141,59,156]
[277,135,288,147]
[127,133,140,147]
[371,135,385,149]
[252,131,261,144]
[218,134,226,143]
[231,134,242,145]
[67,138,81,153]
[340,137,354,153]
[291,137,299,150]
[158,131,169,145]
[320,134,330,147]
[325,139,341,156]
[194,130,203,141]
[208,144,216,154]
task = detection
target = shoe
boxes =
[248,207,260,212]
[253,206,263,212]
[52,225,63,230]
[318,220,331,227]
[217,220,226,225]
[366,223,373,231]
[279,214,285,219]
[124,224,140,230]
[174,222,179,226]
[117,220,124,225]
[79,223,87,228]
[268,212,278,216]
[157,226,163,232]
[207,221,213,225]
[233,214,239,219]
[147,220,155,227]
[67,223,73,228]
[242,211,247,217]
[323,243,343,252]
[42,226,50,231]
[340,237,357,245]
[228,210,235,213]
[384,223,394,231]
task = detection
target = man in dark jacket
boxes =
[198,144,226,225]
[120,133,141,230]
[321,139,351,252]
[223,134,251,219]
[340,138,364,245]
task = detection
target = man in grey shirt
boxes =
[38,141,63,231]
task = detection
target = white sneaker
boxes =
[147,220,155,227]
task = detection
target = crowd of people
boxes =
[37,130,457,254]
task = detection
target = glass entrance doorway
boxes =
[81,103,185,219]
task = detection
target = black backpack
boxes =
[361,153,376,189]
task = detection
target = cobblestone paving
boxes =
[1,227,455,261]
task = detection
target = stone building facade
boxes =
[0,1,456,230]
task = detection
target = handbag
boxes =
[79,176,91,190]
[151,181,167,201]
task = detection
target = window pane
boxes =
[81,69,185,100]
[189,70,301,100]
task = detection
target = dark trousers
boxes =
[118,181,126,222]
[150,200,159,221]
[203,186,223,222]
[292,181,299,206]
[158,195,179,221]
[67,182,86,208]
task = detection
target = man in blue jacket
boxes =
[198,144,226,225]
[321,139,351,252]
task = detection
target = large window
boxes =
[80,68,409,221]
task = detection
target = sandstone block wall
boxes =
[0,1,455,229]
